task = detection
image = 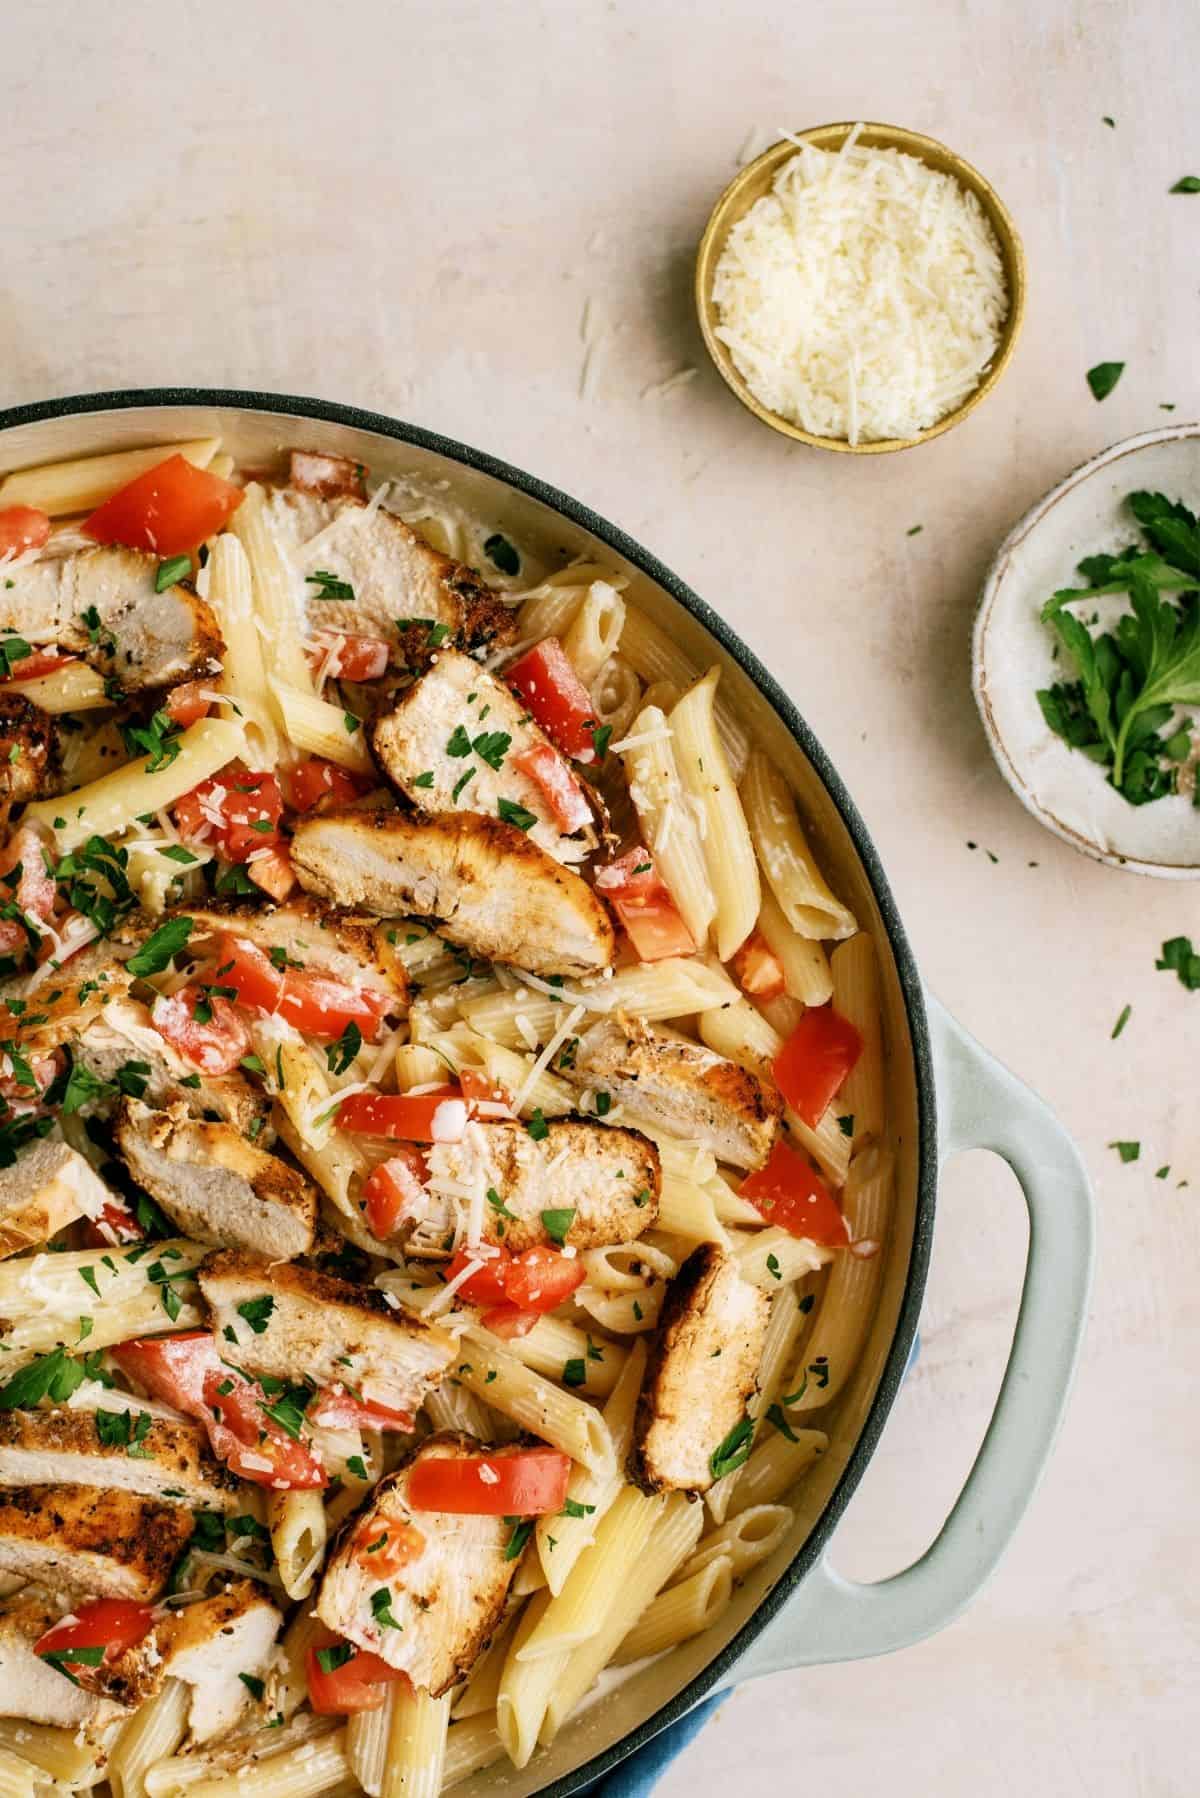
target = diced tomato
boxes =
[112,1332,327,1490]
[594,848,695,962]
[290,450,367,499]
[731,930,786,1002]
[505,638,600,760]
[512,743,591,834]
[82,1198,145,1247]
[501,1244,586,1310]
[459,1067,513,1118]
[173,762,284,864]
[338,1088,468,1144]
[407,1446,571,1516]
[739,1137,849,1246]
[211,933,391,1044]
[83,455,243,556]
[34,1599,155,1678]
[305,633,390,682]
[0,506,51,559]
[150,987,251,1076]
[163,681,211,728]
[286,757,373,812]
[248,844,296,902]
[361,1149,429,1239]
[0,645,76,684]
[307,1632,407,1715]
[772,1005,862,1128]
[308,1388,415,1432]
[479,1303,542,1339]
[350,1515,427,1577]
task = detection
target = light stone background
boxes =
[5,1,1198,1789]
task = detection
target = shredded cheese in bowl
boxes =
[712,125,1008,445]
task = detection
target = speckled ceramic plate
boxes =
[974,423,1200,877]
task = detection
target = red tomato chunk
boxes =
[83,455,243,556]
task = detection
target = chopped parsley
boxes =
[239,1672,266,1700]
[1169,175,1200,193]
[525,1109,549,1142]
[836,1115,855,1137]
[1109,1140,1140,1163]
[236,1296,275,1335]
[593,1091,611,1117]
[0,1346,109,1409]
[126,915,194,978]
[765,1252,782,1281]
[412,770,435,789]
[451,767,476,801]
[766,1403,801,1443]
[155,554,192,592]
[1157,936,1200,990]
[325,1020,362,1076]
[1111,1004,1132,1040]
[709,1415,753,1481]
[346,1454,368,1481]
[504,1519,534,1560]
[496,797,537,831]
[305,570,355,600]
[562,1497,596,1519]
[562,1358,586,1388]
[587,721,612,760]
[1086,361,1125,402]
[315,1642,355,1674]
[483,533,520,577]
[371,1587,401,1629]
[541,1207,575,1246]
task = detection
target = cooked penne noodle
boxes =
[459,956,737,1049]
[380,1684,450,1798]
[670,669,759,960]
[347,1693,391,1798]
[658,1171,731,1247]
[272,682,374,773]
[2,659,109,712]
[618,609,748,773]
[615,1555,734,1664]
[0,1748,33,1798]
[756,885,834,1006]
[786,1145,893,1413]
[458,1332,615,1475]
[501,1314,625,1400]
[442,1712,505,1789]
[639,677,682,713]
[728,1426,828,1514]
[450,1612,518,1720]
[588,653,642,744]
[535,1338,645,1594]
[679,1503,793,1582]
[697,997,851,1185]
[25,715,244,849]
[511,1553,549,1597]
[496,1591,568,1768]
[741,751,857,941]
[0,1236,204,1325]
[575,1281,665,1334]
[0,437,219,514]
[393,1042,453,1092]
[619,703,716,948]
[110,1677,190,1798]
[579,1239,679,1291]
[230,481,315,695]
[706,1281,811,1521]
[268,1489,327,1599]
[207,531,285,765]
[274,1607,328,1721]
[540,1493,704,1743]
[0,1718,118,1784]
[831,933,885,1145]
[733,1225,833,1289]
[514,575,591,644]
[425,1381,495,1440]
[518,1485,664,1661]
[562,581,626,686]
[156,1725,349,1798]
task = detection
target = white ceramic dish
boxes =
[974,423,1200,876]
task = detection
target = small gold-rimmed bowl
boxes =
[695,121,1027,454]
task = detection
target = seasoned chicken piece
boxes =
[0,693,58,806]
[409,1118,659,1256]
[317,1435,520,1694]
[0,1484,193,1599]
[370,648,600,864]
[291,809,614,978]
[0,940,133,1061]
[0,1594,124,1729]
[73,1579,281,1738]
[568,1015,782,1171]
[0,1140,111,1260]
[197,1251,456,1418]
[630,1245,769,1495]
[0,1403,240,1511]
[75,996,269,1138]
[265,485,516,657]
[115,1099,317,1258]
[0,546,223,694]
[174,897,405,1002]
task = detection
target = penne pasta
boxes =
[618,608,748,773]
[562,581,626,686]
[381,1684,450,1798]
[756,885,834,1006]
[535,1338,645,1594]
[443,1711,505,1789]
[347,1693,391,1798]
[0,437,219,514]
[25,715,245,850]
[450,1613,518,1722]
[1,659,109,712]
[670,669,759,960]
[588,653,642,745]
[458,956,738,1049]
[499,1313,625,1400]
[733,1224,833,1289]
[517,1485,664,1661]
[658,1171,731,1247]
[697,997,852,1185]
[272,682,374,773]
[230,480,315,695]
[706,1280,813,1521]
[785,1145,894,1413]
[831,932,885,1145]
[268,1488,327,1600]
[110,1678,191,1798]
[741,750,857,941]
[0,1719,118,1785]
[207,531,285,766]
[458,1331,615,1475]
[615,1555,734,1664]
[0,1748,34,1798]
[619,703,716,948]
[678,1502,793,1582]
[729,1426,828,1514]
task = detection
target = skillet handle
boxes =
[719,992,1094,1684]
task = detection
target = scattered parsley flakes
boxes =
[1157,936,1200,990]
[484,533,521,577]
[1109,1140,1140,1163]
[306,569,355,600]
[236,1295,275,1335]
[541,1207,575,1246]
[1111,1004,1132,1040]
[412,770,435,788]
[497,797,537,831]
[126,915,194,978]
[1086,361,1125,401]
[562,1358,586,1388]
[1169,175,1200,193]
[155,554,192,592]
[1156,1165,1171,1179]
[370,1587,401,1629]
[239,1671,266,1700]
[526,1109,549,1142]
[709,1415,753,1481]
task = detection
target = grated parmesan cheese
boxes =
[712,129,1008,444]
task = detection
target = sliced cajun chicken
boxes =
[0,1140,112,1260]
[630,1245,769,1496]
[567,1015,782,1172]
[115,1099,317,1258]
[405,1118,660,1256]
[75,996,269,1138]
[0,693,58,806]
[291,809,614,978]
[0,1484,193,1599]
[0,1594,124,1729]
[0,545,223,694]
[66,1579,281,1737]
[316,1434,521,1694]
[369,648,601,864]
[197,1251,456,1419]
[0,1402,240,1510]
[176,896,406,1005]
[264,484,516,658]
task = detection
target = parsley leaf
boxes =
[1109,1140,1140,1163]
[1086,361,1125,401]
[562,1358,586,1387]
[306,570,355,600]
[1111,1004,1132,1039]
[236,1296,275,1335]
[766,1402,800,1443]
[709,1416,753,1481]
[155,555,192,592]
[371,1586,401,1629]
[483,533,520,577]
[496,797,537,831]
[126,916,194,978]
[1170,175,1200,193]
[325,1021,362,1077]
[504,1519,534,1560]
[525,1109,548,1142]
[1157,935,1200,989]
[540,1207,575,1246]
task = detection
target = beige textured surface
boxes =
[5,1,1197,1790]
